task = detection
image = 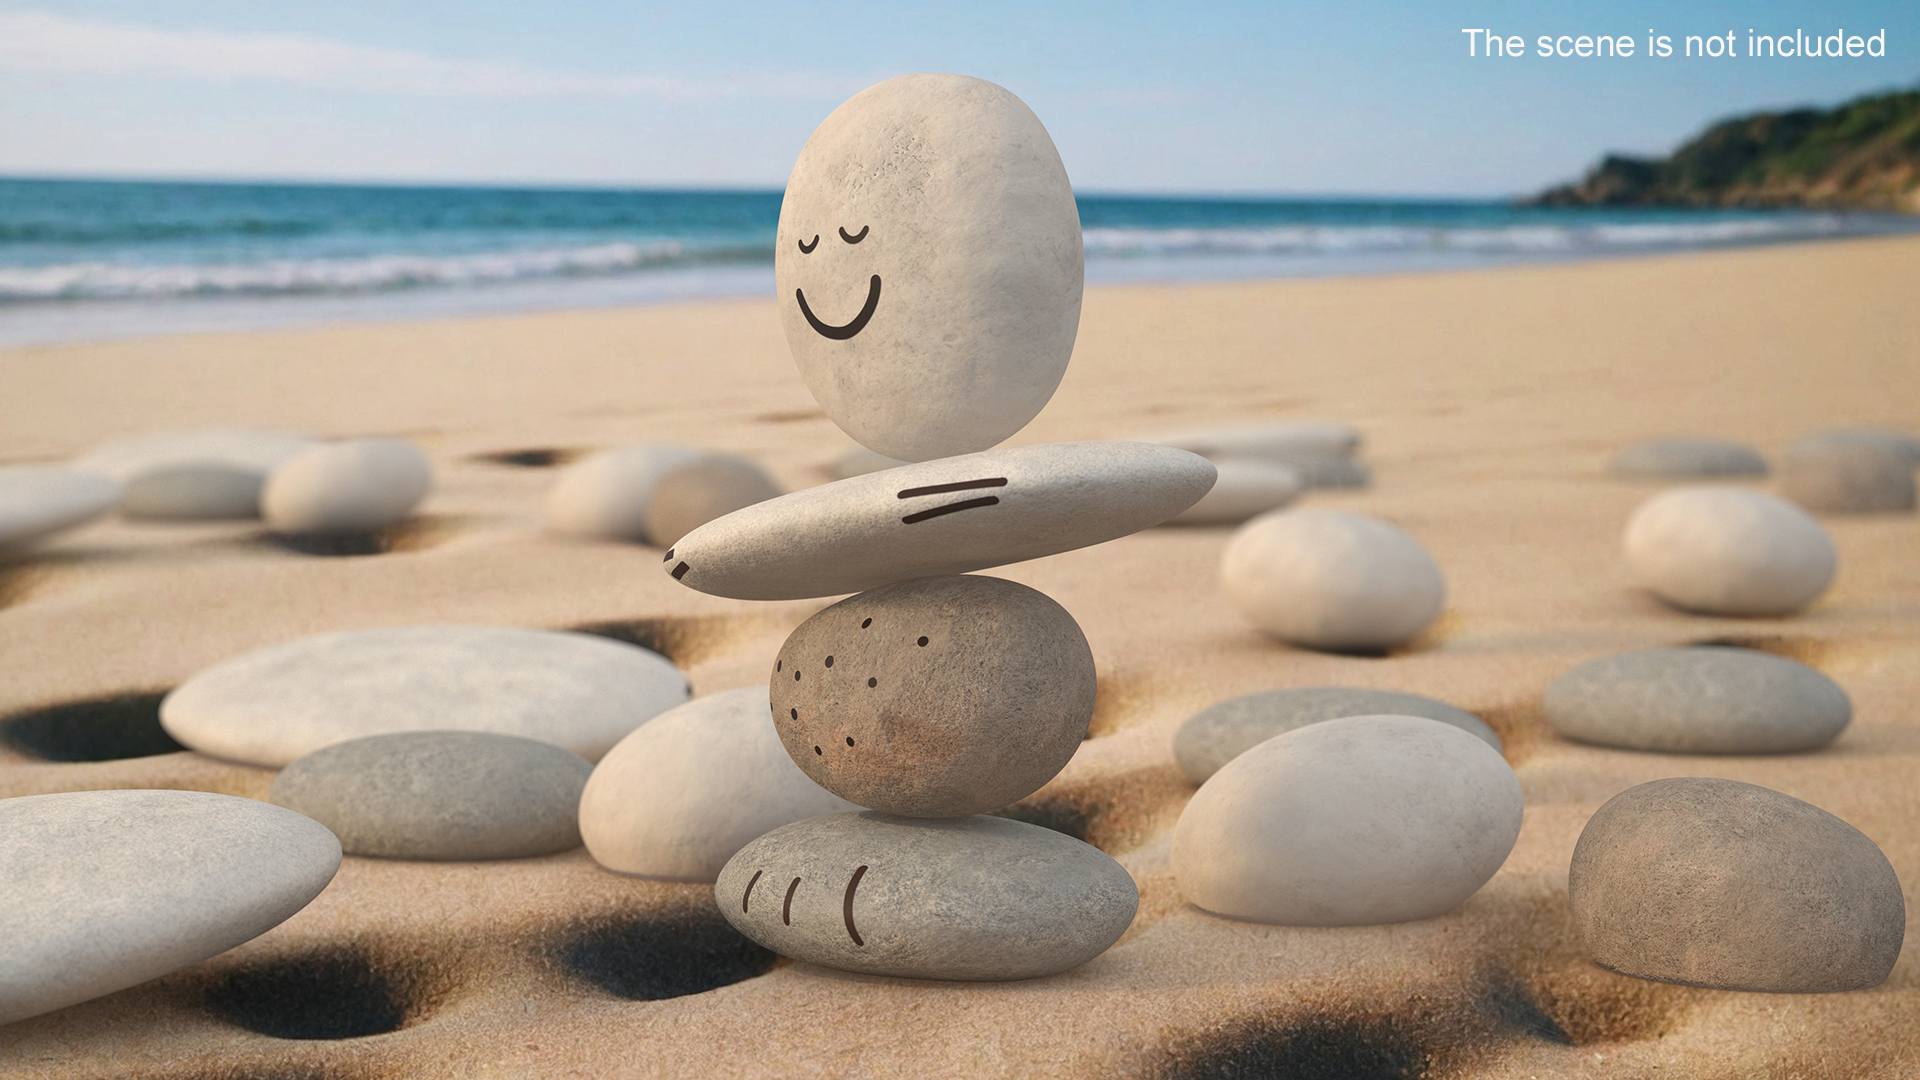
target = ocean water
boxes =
[2,177,1915,346]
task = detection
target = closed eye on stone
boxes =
[798,235,820,254]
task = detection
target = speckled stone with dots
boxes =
[770,574,1096,818]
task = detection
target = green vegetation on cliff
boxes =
[1533,86,1920,212]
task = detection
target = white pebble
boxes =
[580,687,859,882]
[1219,509,1445,651]
[1623,486,1835,616]
[261,438,431,534]
[1172,715,1522,926]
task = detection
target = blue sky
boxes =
[0,0,1913,196]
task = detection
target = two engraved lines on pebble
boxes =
[795,225,879,341]
[657,475,1007,580]
[898,477,1007,525]
[742,865,870,946]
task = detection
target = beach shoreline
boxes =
[2,235,1917,1078]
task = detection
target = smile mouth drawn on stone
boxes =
[796,275,882,340]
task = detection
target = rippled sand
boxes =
[3,236,1917,1078]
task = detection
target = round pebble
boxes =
[160,625,690,767]
[717,811,1137,981]
[1544,646,1850,754]
[1173,687,1501,785]
[270,731,593,860]
[1610,437,1769,479]
[1780,442,1915,514]
[121,463,263,520]
[642,457,782,549]
[544,443,706,542]
[773,575,1095,817]
[260,438,432,535]
[668,441,1214,601]
[1570,777,1904,992]
[0,789,341,1026]
[1622,486,1835,616]
[1172,715,1522,926]
[579,687,860,882]
[0,467,122,551]
[1219,509,1445,652]
[1151,421,1362,462]
[776,74,1082,462]
[1163,459,1303,526]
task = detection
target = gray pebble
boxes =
[1173,687,1501,784]
[829,447,910,480]
[642,456,782,548]
[1611,438,1769,479]
[1149,420,1362,461]
[1163,459,1302,526]
[1543,646,1850,754]
[773,574,1095,817]
[0,790,340,1026]
[1792,427,1920,465]
[717,811,1137,981]
[1780,442,1915,514]
[121,462,264,520]
[73,429,315,521]
[1570,777,1904,992]
[0,467,122,551]
[270,731,592,860]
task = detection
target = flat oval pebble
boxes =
[667,441,1214,600]
[1569,777,1904,992]
[717,811,1137,981]
[1164,459,1302,526]
[828,447,909,480]
[1173,687,1501,785]
[73,428,317,481]
[1781,442,1915,514]
[774,574,1095,817]
[261,438,433,535]
[1150,420,1362,461]
[776,74,1083,462]
[642,456,782,548]
[160,625,689,767]
[544,443,706,542]
[1544,646,1850,754]
[0,789,341,1026]
[0,467,122,551]
[74,429,315,519]
[1610,437,1769,479]
[1792,426,1920,465]
[580,687,859,881]
[121,462,265,520]
[1279,454,1371,490]
[1219,509,1445,651]
[1623,486,1835,616]
[1172,715,1522,926]
[270,731,592,860]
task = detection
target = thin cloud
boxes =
[0,10,852,100]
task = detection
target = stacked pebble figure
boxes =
[663,74,1216,980]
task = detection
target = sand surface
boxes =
[2,236,1917,1079]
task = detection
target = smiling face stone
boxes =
[774,74,1084,463]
